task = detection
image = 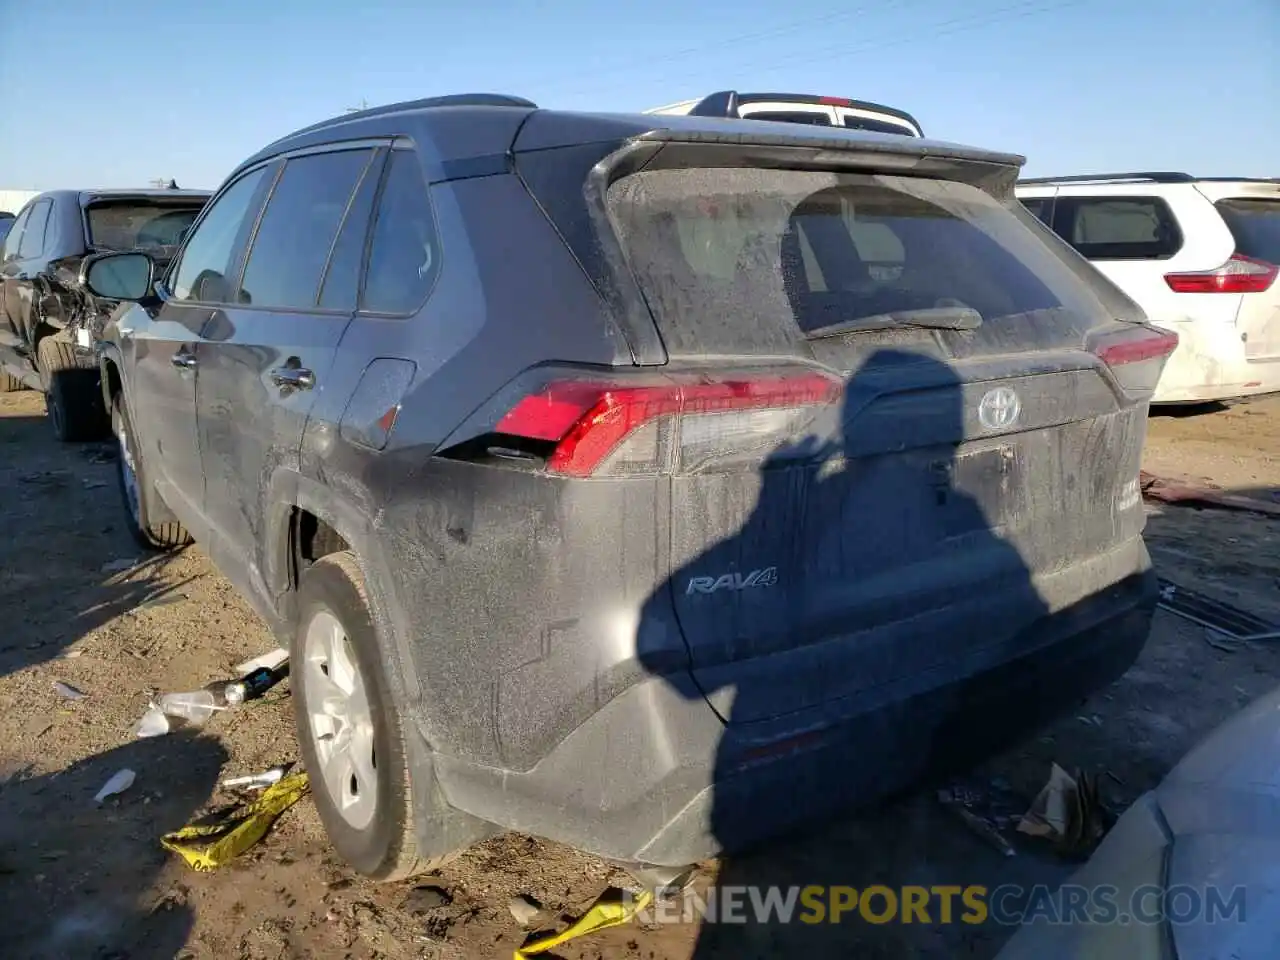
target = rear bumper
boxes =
[1151,317,1280,403]
[430,543,1157,865]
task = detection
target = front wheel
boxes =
[112,394,190,550]
[293,551,458,880]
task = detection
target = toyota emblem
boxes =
[978,386,1021,431]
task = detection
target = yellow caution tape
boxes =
[161,772,309,871]
[514,889,653,959]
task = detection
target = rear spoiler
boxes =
[616,126,1023,196]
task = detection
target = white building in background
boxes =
[0,189,38,214]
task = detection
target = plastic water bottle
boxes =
[157,686,226,725]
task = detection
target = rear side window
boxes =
[608,169,1073,353]
[1020,197,1053,225]
[318,152,385,311]
[361,150,439,314]
[841,115,916,135]
[1053,196,1182,260]
[18,200,51,259]
[87,202,205,251]
[745,110,832,126]
[1215,199,1280,264]
[238,149,374,310]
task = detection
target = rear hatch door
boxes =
[605,156,1163,723]
[1209,187,1280,360]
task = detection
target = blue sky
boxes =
[0,0,1275,190]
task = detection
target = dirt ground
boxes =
[1,389,1277,960]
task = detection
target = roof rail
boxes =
[282,93,537,142]
[1017,172,1194,185]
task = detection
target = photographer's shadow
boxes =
[638,348,1053,958]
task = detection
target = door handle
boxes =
[171,350,197,370]
[270,366,315,391]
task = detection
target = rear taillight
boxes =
[1164,254,1278,294]
[1088,324,1179,401]
[818,96,855,107]
[497,371,842,477]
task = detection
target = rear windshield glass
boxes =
[86,201,206,251]
[1216,199,1280,265]
[608,169,1092,354]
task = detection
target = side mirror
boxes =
[81,251,155,301]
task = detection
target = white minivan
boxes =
[1017,173,1280,403]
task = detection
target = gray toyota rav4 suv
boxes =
[86,94,1174,881]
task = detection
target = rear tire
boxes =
[37,337,107,441]
[112,394,190,551]
[293,551,459,880]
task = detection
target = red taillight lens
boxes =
[498,372,842,477]
[1088,324,1179,401]
[1164,254,1278,294]
[1092,326,1179,367]
[818,96,854,106]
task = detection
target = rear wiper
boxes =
[805,306,983,340]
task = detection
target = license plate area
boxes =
[935,443,1021,536]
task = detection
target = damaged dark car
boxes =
[0,188,209,439]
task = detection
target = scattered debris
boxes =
[52,680,87,700]
[1017,763,1112,858]
[508,894,543,926]
[161,772,309,871]
[18,470,68,487]
[224,662,289,704]
[1204,629,1244,653]
[62,649,85,659]
[136,592,184,611]
[1157,579,1277,638]
[937,780,1023,858]
[234,647,289,676]
[100,557,139,574]
[1141,470,1280,517]
[83,445,117,464]
[95,768,136,804]
[136,687,229,737]
[403,884,452,914]
[1076,714,1103,727]
[221,765,290,791]
[514,889,653,959]
[82,479,109,490]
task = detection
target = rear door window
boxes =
[1,206,31,260]
[237,149,374,310]
[18,200,51,259]
[171,167,271,302]
[1053,196,1182,260]
[1215,198,1280,264]
[608,168,1081,355]
[360,150,439,315]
